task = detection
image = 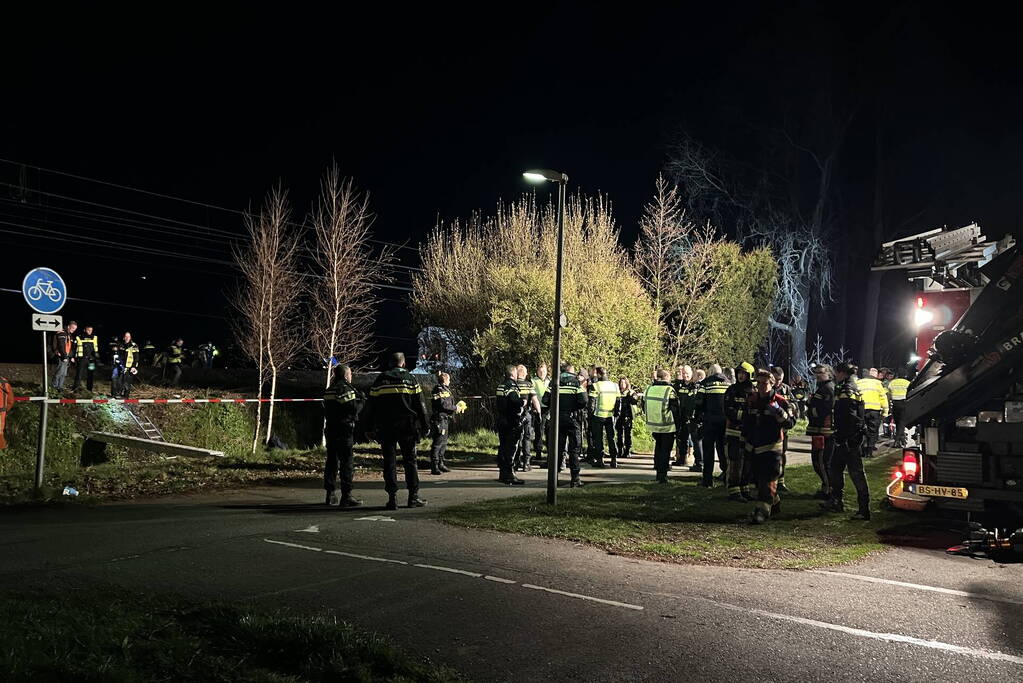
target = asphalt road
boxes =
[3,449,1022,682]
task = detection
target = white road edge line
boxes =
[811,570,1023,607]
[414,564,483,578]
[522,584,645,611]
[262,539,643,611]
[650,592,1023,667]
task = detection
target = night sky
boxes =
[3,3,1020,367]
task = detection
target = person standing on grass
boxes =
[616,377,640,458]
[770,366,792,493]
[363,352,430,509]
[72,324,99,392]
[695,363,728,488]
[743,369,796,524]
[52,320,77,391]
[643,369,680,483]
[323,364,364,508]
[821,362,871,521]
[167,338,185,387]
[806,364,836,500]
[429,372,457,475]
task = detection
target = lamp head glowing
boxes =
[913,308,934,327]
[522,168,568,183]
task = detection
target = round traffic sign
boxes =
[22,267,67,314]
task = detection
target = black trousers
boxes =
[752,452,783,517]
[381,434,419,496]
[810,434,835,492]
[688,420,704,468]
[169,363,182,387]
[701,419,726,486]
[863,410,881,456]
[497,422,522,479]
[726,435,751,494]
[674,425,688,464]
[532,411,546,457]
[554,415,582,474]
[73,359,95,391]
[830,437,869,514]
[589,415,617,463]
[324,427,355,494]
[515,416,533,468]
[653,432,675,475]
[430,420,449,465]
[615,416,633,457]
[892,401,906,445]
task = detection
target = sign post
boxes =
[23,267,67,493]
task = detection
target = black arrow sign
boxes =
[35,318,60,327]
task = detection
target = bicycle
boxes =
[27,278,62,303]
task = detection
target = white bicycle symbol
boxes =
[27,278,63,303]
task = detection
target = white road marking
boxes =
[649,591,1023,667]
[355,515,397,522]
[325,550,408,565]
[264,539,322,552]
[109,554,142,562]
[811,570,1023,607]
[485,575,517,584]
[521,584,645,611]
[260,539,642,611]
[296,525,320,533]
[414,563,484,578]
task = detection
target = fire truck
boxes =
[873,223,1023,555]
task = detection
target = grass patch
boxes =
[0,582,461,682]
[441,452,904,569]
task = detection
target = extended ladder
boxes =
[127,406,165,442]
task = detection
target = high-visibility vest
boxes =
[643,383,677,433]
[593,380,618,418]
[858,377,888,413]
[75,335,98,357]
[168,346,183,364]
[531,377,549,399]
[123,343,139,368]
[888,378,911,401]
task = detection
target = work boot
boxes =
[819,498,844,513]
[592,459,606,468]
[751,508,768,525]
[609,458,618,469]
[501,476,525,486]
[408,495,428,508]
[438,461,451,473]
[813,488,830,500]
[430,464,442,475]
[850,510,871,521]
[338,494,362,508]
[385,495,398,511]
[326,490,338,506]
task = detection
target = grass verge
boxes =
[441,452,903,569]
[0,583,461,682]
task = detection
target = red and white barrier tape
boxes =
[13,396,323,405]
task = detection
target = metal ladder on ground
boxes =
[127,406,165,442]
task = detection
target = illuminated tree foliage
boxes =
[412,194,661,391]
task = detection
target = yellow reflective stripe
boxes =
[371,384,419,396]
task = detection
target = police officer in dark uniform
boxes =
[822,362,870,520]
[323,364,364,507]
[430,372,457,475]
[495,364,527,485]
[806,364,836,499]
[72,324,99,391]
[695,363,730,488]
[513,364,540,472]
[363,352,429,509]
[543,362,588,486]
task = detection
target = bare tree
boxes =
[635,174,687,319]
[308,164,391,389]
[232,187,304,450]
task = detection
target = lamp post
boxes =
[523,168,568,505]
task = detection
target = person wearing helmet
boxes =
[724,362,755,501]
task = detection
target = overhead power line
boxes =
[0,157,421,253]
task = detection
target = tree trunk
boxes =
[791,300,810,379]
[266,365,278,446]
[322,364,332,448]
[251,347,265,454]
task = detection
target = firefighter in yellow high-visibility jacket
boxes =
[857,368,888,458]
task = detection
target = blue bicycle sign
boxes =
[22,267,67,314]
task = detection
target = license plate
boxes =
[912,484,969,499]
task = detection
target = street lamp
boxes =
[523,168,568,505]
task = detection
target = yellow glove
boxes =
[456,400,468,414]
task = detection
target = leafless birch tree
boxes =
[308,164,392,387]
[232,187,304,450]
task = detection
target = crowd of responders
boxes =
[477,360,912,524]
[45,319,220,398]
